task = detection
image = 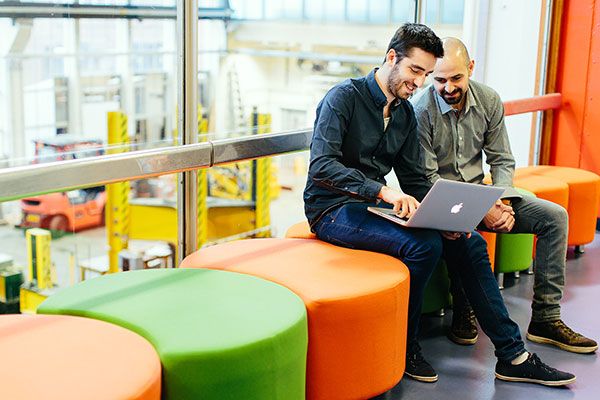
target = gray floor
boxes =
[373,234,600,400]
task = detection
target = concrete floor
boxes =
[373,239,600,400]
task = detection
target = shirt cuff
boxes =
[360,180,385,200]
[500,186,523,200]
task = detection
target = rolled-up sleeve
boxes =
[483,96,519,198]
[309,92,384,200]
[414,106,442,184]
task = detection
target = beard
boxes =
[387,66,415,100]
[441,88,464,105]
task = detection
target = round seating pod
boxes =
[181,238,411,400]
[516,166,600,246]
[285,221,317,239]
[38,269,308,400]
[494,188,536,276]
[0,314,161,400]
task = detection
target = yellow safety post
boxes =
[26,229,52,290]
[106,112,131,273]
[252,109,272,238]
[197,104,209,248]
[20,228,54,313]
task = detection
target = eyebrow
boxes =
[410,64,434,74]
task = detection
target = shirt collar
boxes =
[434,82,478,115]
[367,68,393,109]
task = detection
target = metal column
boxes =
[176,0,198,264]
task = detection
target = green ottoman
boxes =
[495,188,537,288]
[39,269,308,400]
[422,260,451,315]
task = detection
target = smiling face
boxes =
[432,54,474,108]
[387,47,437,100]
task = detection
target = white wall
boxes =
[464,0,543,167]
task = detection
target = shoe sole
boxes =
[526,332,598,354]
[448,331,478,345]
[405,372,439,383]
[495,372,576,386]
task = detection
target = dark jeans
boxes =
[313,202,525,361]
[442,232,525,361]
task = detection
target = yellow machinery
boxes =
[0,254,23,314]
[106,106,277,266]
[20,228,57,313]
[106,111,131,273]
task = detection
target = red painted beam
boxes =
[503,93,562,116]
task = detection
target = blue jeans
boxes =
[442,232,525,361]
[313,202,525,361]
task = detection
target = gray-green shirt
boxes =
[411,80,520,199]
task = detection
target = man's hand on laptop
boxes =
[378,186,420,218]
[483,200,515,232]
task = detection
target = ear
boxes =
[467,59,475,77]
[385,49,397,66]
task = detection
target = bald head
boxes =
[432,38,474,109]
[442,37,471,67]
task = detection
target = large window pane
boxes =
[304,0,323,20]
[229,0,264,19]
[368,1,390,24]
[324,0,345,22]
[392,0,416,23]
[441,0,464,24]
[347,0,368,23]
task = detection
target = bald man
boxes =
[412,37,597,355]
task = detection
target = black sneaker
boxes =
[405,342,438,383]
[495,352,576,386]
[448,304,478,345]
[527,319,598,354]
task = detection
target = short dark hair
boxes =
[385,23,444,63]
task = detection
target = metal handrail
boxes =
[0,129,313,202]
[0,91,561,203]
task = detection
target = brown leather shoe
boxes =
[448,304,478,345]
[527,320,598,354]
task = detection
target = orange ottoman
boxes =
[181,238,410,400]
[285,221,317,239]
[516,166,600,248]
[0,314,161,400]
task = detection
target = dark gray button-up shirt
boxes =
[411,80,520,199]
[303,69,432,227]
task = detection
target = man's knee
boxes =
[546,203,568,226]
[411,230,443,261]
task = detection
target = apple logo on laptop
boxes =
[450,202,463,214]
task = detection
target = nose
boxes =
[445,82,455,93]
[415,74,426,88]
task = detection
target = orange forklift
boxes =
[18,136,106,236]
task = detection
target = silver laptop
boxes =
[368,179,504,232]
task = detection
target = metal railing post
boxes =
[177,0,198,263]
